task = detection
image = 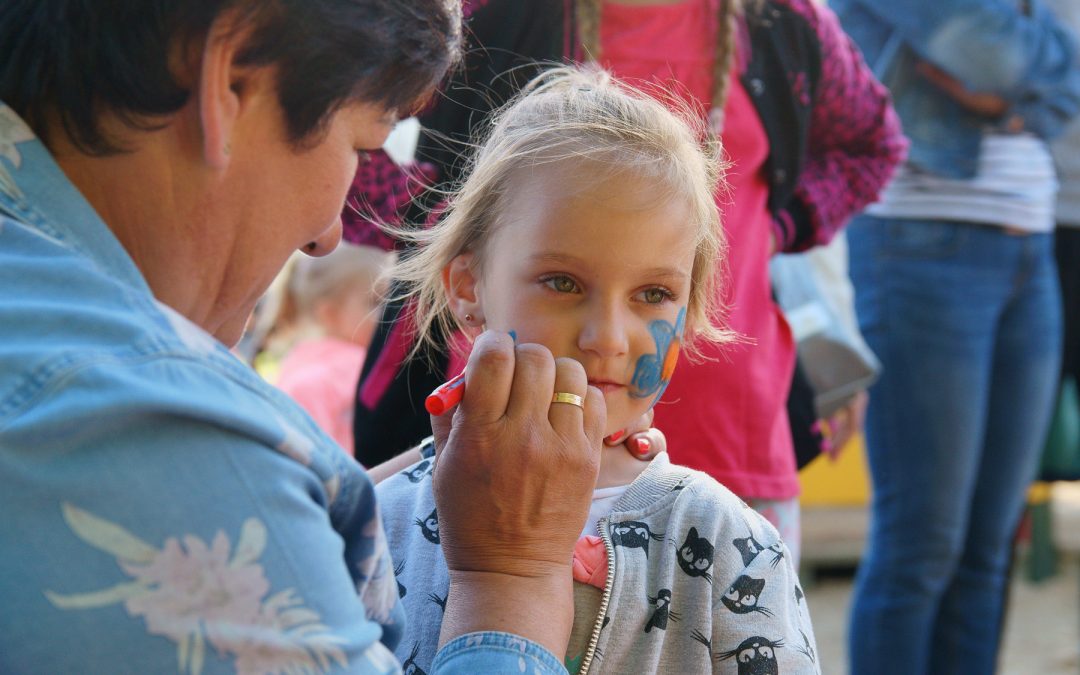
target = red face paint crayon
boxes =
[425,331,515,416]
[425,372,465,416]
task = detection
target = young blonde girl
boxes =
[377,67,818,674]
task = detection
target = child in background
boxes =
[274,243,394,455]
[377,67,818,674]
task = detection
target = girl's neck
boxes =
[596,442,651,489]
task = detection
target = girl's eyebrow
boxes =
[641,267,691,283]
[526,251,587,266]
[526,252,690,282]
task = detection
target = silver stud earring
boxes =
[464,313,474,324]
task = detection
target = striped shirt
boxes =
[869,132,1058,233]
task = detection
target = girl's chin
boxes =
[602,398,651,440]
[604,415,644,442]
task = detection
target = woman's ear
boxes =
[197,10,264,170]
[197,12,244,170]
[443,252,484,331]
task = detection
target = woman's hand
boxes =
[606,409,665,461]
[429,331,606,656]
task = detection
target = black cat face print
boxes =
[693,630,786,674]
[733,533,764,567]
[794,629,816,664]
[395,558,407,598]
[401,459,434,483]
[415,508,439,544]
[767,542,785,568]
[402,643,427,675]
[610,520,664,557]
[428,591,447,612]
[721,575,773,617]
[644,588,682,633]
[676,527,714,582]
[718,636,784,675]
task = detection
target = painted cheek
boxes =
[661,341,681,381]
[648,379,672,410]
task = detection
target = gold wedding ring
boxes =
[551,392,585,408]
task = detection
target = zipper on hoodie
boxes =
[577,516,616,674]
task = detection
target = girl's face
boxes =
[448,165,698,436]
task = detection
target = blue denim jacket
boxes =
[0,103,566,675]
[832,0,1080,178]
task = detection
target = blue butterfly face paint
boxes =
[630,307,685,407]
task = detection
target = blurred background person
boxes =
[832,0,1080,671]
[268,243,394,456]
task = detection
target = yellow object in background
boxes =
[253,350,282,385]
[799,434,871,507]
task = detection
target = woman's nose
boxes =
[302,217,344,258]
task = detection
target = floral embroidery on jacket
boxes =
[356,505,400,626]
[45,503,346,675]
[0,104,34,199]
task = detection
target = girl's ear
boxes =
[443,252,484,331]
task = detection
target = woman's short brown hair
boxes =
[0,0,462,154]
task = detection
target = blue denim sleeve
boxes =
[432,632,569,674]
[851,0,1080,134]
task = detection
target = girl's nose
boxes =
[578,301,630,357]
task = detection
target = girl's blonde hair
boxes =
[391,65,734,360]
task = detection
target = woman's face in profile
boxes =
[208,99,397,346]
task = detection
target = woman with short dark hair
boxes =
[0,2,607,672]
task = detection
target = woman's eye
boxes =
[544,276,579,293]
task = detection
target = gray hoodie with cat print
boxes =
[376,451,820,674]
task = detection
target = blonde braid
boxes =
[575,0,602,61]
[709,0,742,132]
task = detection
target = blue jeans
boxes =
[847,216,1062,674]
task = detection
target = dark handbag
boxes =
[788,356,825,470]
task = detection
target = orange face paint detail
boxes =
[661,341,681,381]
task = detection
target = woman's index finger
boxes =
[459,331,517,422]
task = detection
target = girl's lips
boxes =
[588,380,625,394]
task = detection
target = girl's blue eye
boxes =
[544,276,580,293]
